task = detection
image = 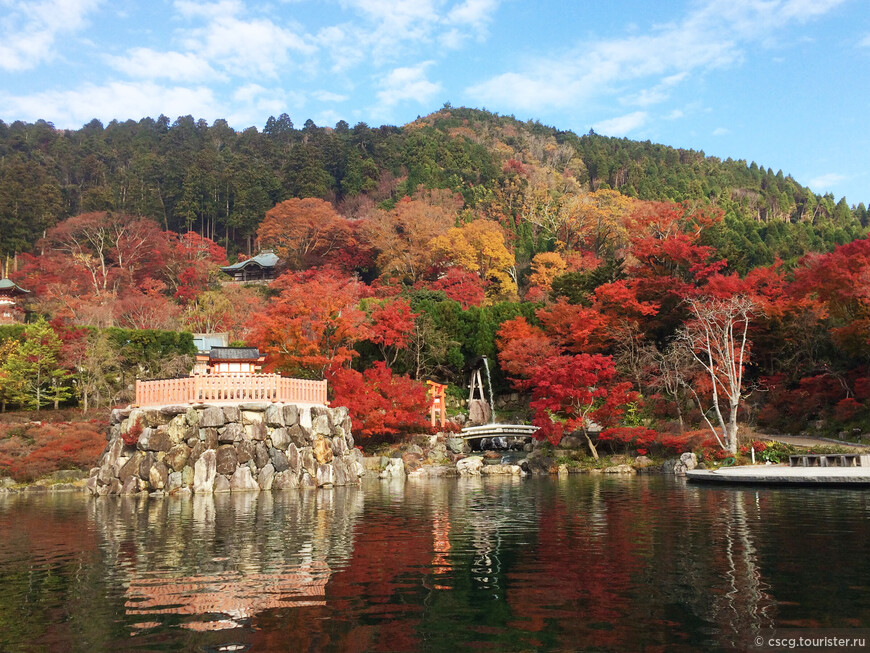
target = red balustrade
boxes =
[135,374,327,407]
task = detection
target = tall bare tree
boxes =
[677,295,757,453]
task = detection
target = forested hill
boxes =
[1,106,866,272]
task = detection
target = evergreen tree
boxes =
[1,319,72,410]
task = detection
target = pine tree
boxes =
[1,319,72,410]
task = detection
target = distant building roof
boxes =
[220,251,279,273]
[192,333,229,353]
[207,347,264,361]
[0,279,30,294]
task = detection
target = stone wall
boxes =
[86,402,364,497]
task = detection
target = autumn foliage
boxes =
[0,420,107,482]
[328,362,428,441]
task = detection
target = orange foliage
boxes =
[0,420,107,482]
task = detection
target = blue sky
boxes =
[1,0,868,206]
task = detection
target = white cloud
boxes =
[173,0,244,19]
[808,172,846,190]
[859,34,870,48]
[593,111,648,136]
[376,62,443,108]
[180,14,315,78]
[713,127,730,135]
[312,90,349,102]
[467,0,844,112]
[0,82,220,128]
[106,48,224,82]
[0,0,103,72]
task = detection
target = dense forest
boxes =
[2,106,869,462]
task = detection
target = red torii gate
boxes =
[426,381,446,429]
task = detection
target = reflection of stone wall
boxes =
[86,403,365,496]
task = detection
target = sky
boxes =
[0,0,868,205]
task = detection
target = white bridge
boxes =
[460,424,539,441]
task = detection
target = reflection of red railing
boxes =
[135,374,327,407]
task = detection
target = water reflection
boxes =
[0,477,868,652]
[88,489,364,634]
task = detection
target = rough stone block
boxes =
[314,437,334,464]
[254,442,270,468]
[270,427,290,450]
[215,445,238,476]
[282,404,299,427]
[311,414,332,438]
[286,424,310,448]
[138,452,155,480]
[230,466,260,492]
[149,461,169,489]
[245,422,267,441]
[138,428,172,453]
[222,406,241,423]
[316,463,335,487]
[287,443,299,473]
[264,404,284,427]
[271,448,290,473]
[219,423,244,443]
[273,470,299,490]
[201,428,219,449]
[200,407,226,428]
[257,463,275,490]
[235,440,255,464]
[214,475,231,493]
[165,444,190,472]
[188,441,205,467]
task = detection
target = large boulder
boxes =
[230,466,260,492]
[271,448,290,473]
[215,445,238,476]
[457,456,484,476]
[200,407,226,428]
[264,404,285,427]
[219,423,245,444]
[165,444,190,472]
[270,427,290,450]
[313,437,334,464]
[674,452,698,476]
[138,428,171,452]
[254,442,271,468]
[282,404,299,427]
[258,463,275,490]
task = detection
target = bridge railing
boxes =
[135,374,327,407]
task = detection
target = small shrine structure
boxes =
[0,279,30,324]
[195,346,266,376]
[135,345,325,408]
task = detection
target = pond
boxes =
[0,476,868,652]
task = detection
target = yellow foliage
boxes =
[557,189,635,256]
[430,219,517,302]
[528,252,567,292]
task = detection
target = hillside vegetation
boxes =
[2,106,869,462]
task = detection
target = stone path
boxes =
[760,434,870,450]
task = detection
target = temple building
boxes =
[0,279,30,324]
[194,346,266,376]
[220,251,279,282]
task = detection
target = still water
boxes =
[0,476,868,652]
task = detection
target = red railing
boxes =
[135,374,327,407]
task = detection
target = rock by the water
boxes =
[193,450,216,494]
[457,456,484,476]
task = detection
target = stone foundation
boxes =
[86,402,365,497]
